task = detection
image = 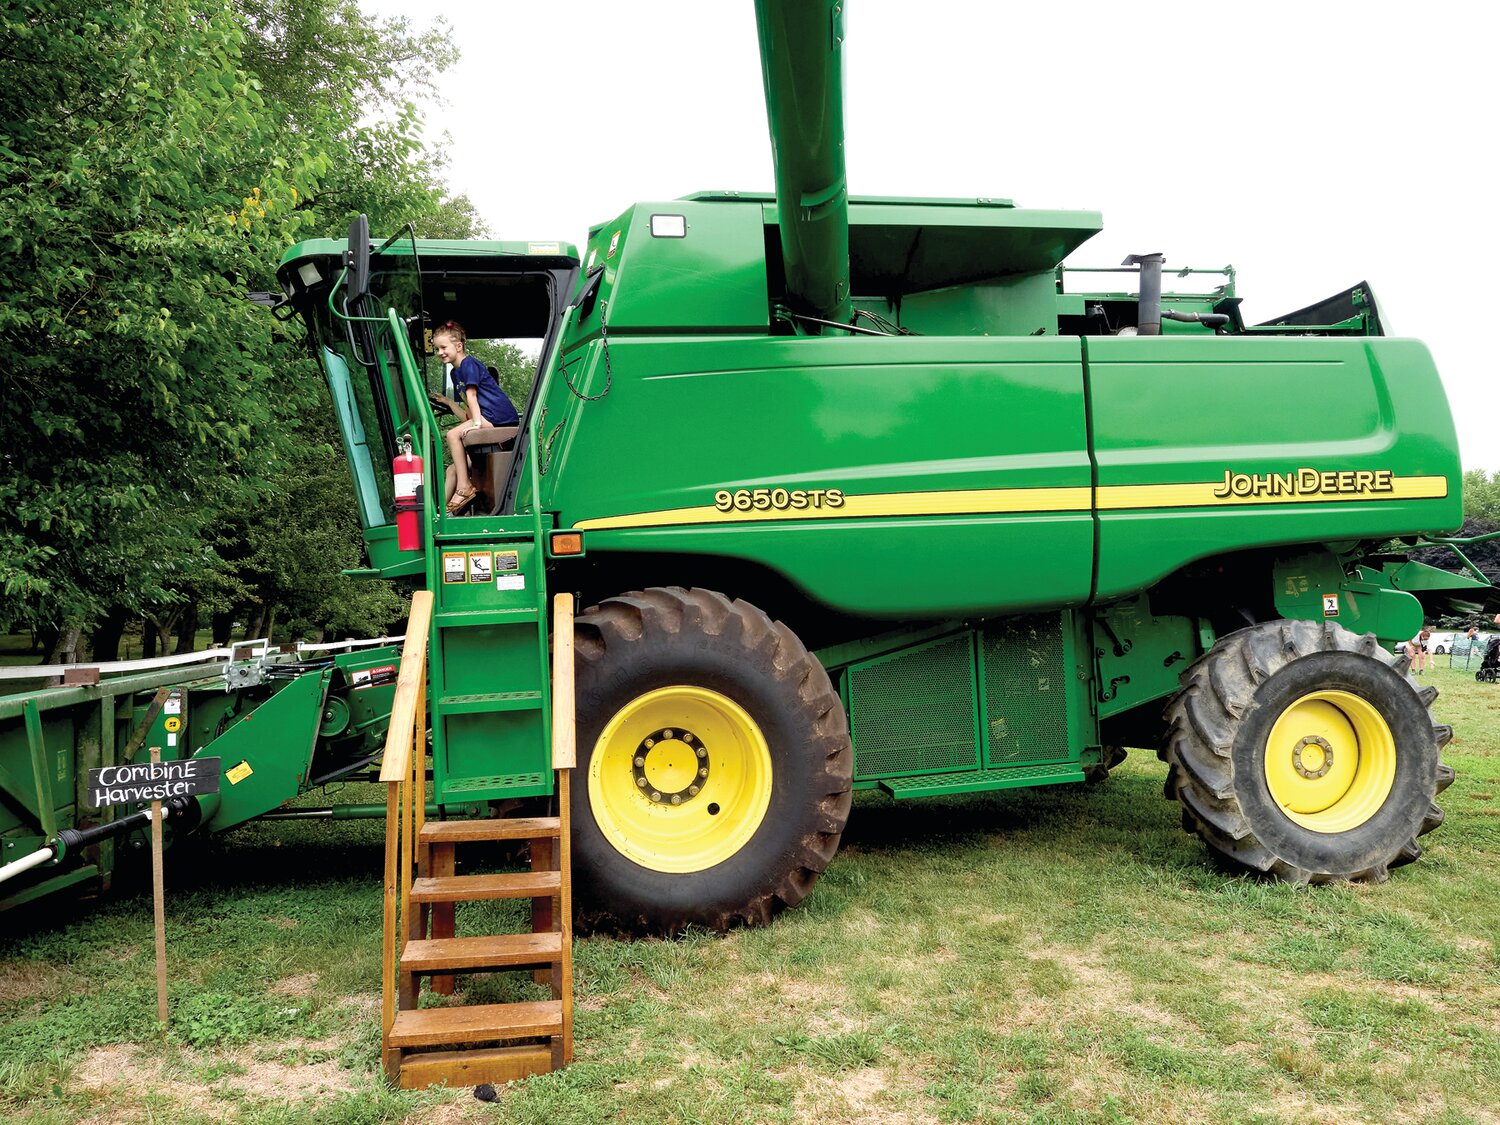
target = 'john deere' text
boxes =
[1212,468,1395,499]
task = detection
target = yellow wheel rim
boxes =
[1264,690,1396,833]
[588,686,773,873]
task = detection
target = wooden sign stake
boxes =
[149,745,168,1027]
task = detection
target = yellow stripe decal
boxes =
[571,474,1448,532]
[1097,474,1447,510]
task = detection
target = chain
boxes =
[561,300,613,401]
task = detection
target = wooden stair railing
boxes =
[379,591,575,1089]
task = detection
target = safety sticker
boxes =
[226,761,254,785]
[496,575,526,591]
[528,242,561,255]
[164,717,182,733]
[468,552,493,583]
[495,550,519,573]
[607,230,621,258]
[352,664,396,690]
[163,697,182,715]
[442,552,467,583]
[1322,594,1339,617]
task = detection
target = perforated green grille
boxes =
[849,633,979,780]
[442,772,547,793]
[982,615,1069,766]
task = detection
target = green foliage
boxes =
[0,0,481,648]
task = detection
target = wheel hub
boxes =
[632,727,710,805]
[1291,734,1334,780]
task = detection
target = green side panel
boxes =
[1092,601,1202,721]
[847,633,979,781]
[200,671,331,831]
[900,273,1060,337]
[980,614,1078,768]
[1089,335,1463,601]
[550,335,1093,618]
[578,201,768,334]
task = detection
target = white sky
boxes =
[365,0,1498,470]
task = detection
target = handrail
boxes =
[380,590,433,1081]
[379,591,433,784]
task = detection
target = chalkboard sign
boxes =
[88,757,221,808]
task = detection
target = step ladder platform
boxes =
[398,1043,553,1090]
[401,932,563,973]
[411,870,561,903]
[878,763,1086,799]
[388,1000,563,1048]
[420,816,561,843]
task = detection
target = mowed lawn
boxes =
[2,665,1497,1124]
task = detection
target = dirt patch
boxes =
[265,916,299,929]
[0,959,70,1004]
[269,972,318,998]
[792,1064,938,1125]
[72,1041,359,1117]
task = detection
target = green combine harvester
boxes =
[4,0,1495,932]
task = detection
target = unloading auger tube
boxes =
[754,0,853,328]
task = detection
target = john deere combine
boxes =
[5,0,1494,932]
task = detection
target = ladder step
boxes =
[401,932,563,973]
[411,871,561,903]
[388,1000,563,1047]
[435,691,543,715]
[434,608,538,626]
[398,1044,553,1090]
[420,816,561,843]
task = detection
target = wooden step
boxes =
[388,1000,563,1048]
[401,932,562,973]
[410,870,561,903]
[420,816,560,844]
[397,1043,553,1090]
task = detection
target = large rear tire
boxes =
[1161,620,1454,882]
[572,587,853,933]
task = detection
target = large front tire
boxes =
[572,587,852,933]
[1161,620,1454,883]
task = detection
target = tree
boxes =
[0,0,482,656]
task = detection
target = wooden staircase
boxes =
[378,591,577,1089]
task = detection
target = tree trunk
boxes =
[46,624,83,664]
[211,610,236,647]
[174,601,199,654]
[246,607,267,640]
[142,617,158,659]
[90,607,130,663]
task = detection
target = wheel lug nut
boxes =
[636,777,647,788]
[664,729,673,739]
[695,747,706,758]
[634,757,645,767]
[644,738,654,748]
[699,767,708,778]
[671,795,682,805]
[651,791,661,802]
[689,785,699,796]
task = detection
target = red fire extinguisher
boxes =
[393,442,423,552]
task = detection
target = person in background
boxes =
[1409,625,1432,675]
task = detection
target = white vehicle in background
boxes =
[1430,631,1457,655]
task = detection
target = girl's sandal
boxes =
[447,486,478,516]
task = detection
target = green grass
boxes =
[2,666,1498,1123]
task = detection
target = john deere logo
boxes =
[1212,468,1395,500]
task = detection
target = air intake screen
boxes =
[982,615,1069,766]
[848,633,979,780]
